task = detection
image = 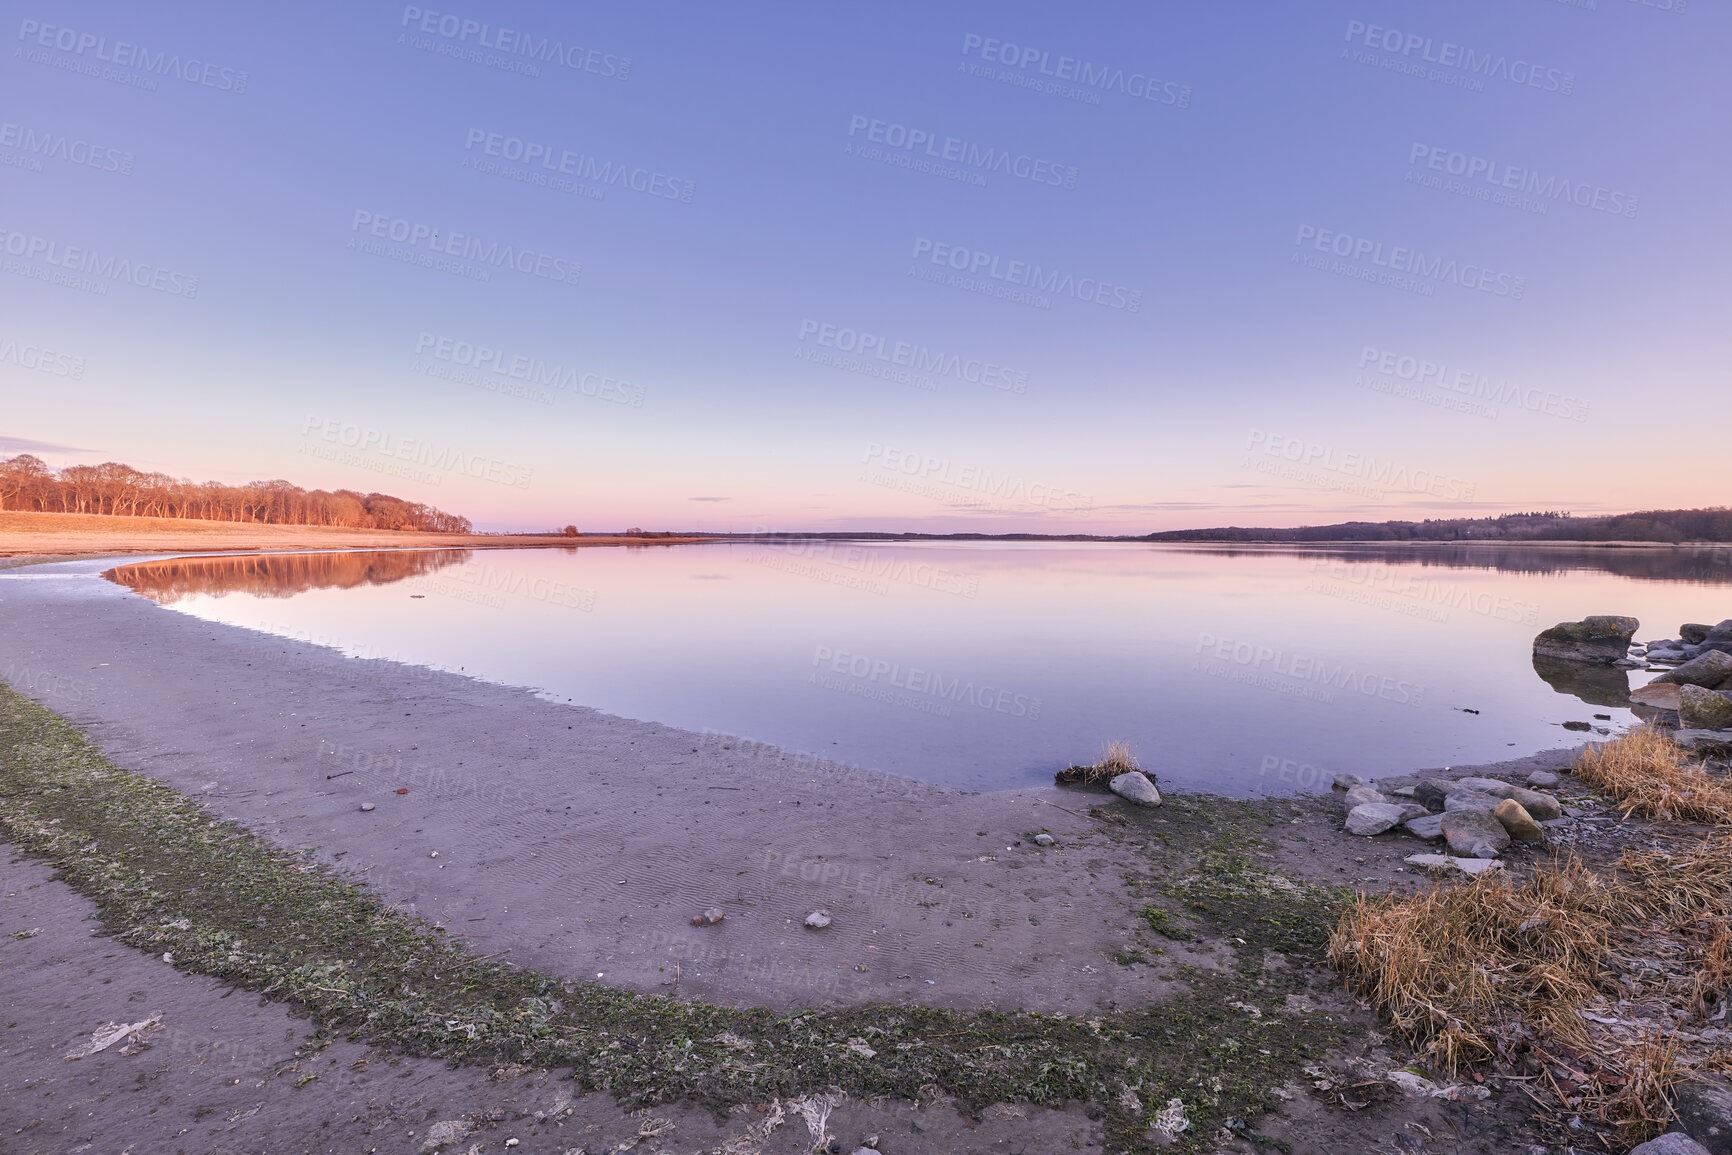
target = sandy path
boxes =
[0,559,1201,1015]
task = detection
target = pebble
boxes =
[359,803,375,812]
[805,910,832,929]
[692,907,725,926]
[1033,833,1056,847]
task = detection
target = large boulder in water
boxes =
[1533,616,1639,665]
[1532,654,1632,708]
[1680,685,1732,731]
[1698,620,1732,657]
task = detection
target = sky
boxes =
[1,0,1727,534]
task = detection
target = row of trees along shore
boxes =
[0,454,472,533]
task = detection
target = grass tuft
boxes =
[1574,724,1732,824]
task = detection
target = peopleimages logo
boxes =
[0,119,133,174]
[462,129,692,202]
[0,226,199,297]
[16,18,249,92]
[0,336,85,378]
[1357,346,1589,423]
[300,416,533,489]
[349,211,580,285]
[414,332,644,406]
[845,114,1078,189]
[1406,144,1637,218]
[1244,429,1475,502]
[810,645,1042,719]
[1195,633,1426,707]
[398,7,630,78]
[1342,20,1574,95]
[1294,225,1525,299]
[910,238,1142,312]
[960,33,1191,107]
[798,320,1028,394]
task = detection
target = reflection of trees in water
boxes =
[105,549,474,604]
[1173,545,1732,585]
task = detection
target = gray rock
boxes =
[1673,1074,1732,1154]
[1533,615,1640,665]
[1650,650,1691,665]
[1654,650,1732,691]
[1345,803,1408,836]
[1508,787,1562,821]
[1629,1134,1712,1155]
[1396,803,1429,822]
[1343,785,1387,807]
[1526,770,1561,788]
[804,910,832,929]
[1681,685,1732,731]
[1033,833,1056,847]
[1332,773,1365,790]
[1109,771,1162,807]
[1456,776,1518,797]
[1702,620,1732,657]
[1682,623,1714,645]
[1443,790,1505,813]
[1404,853,1503,876]
[1403,813,1445,841]
[359,802,376,812]
[1411,779,1451,810]
[1441,809,1511,858]
[1675,731,1732,755]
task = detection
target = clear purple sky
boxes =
[2,0,1727,533]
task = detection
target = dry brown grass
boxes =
[1332,815,1732,1138]
[1574,724,1732,824]
[1054,741,1141,787]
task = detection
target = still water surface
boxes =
[103,542,1732,794]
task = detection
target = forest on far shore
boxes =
[1143,509,1732,543]
[0,454,471,533]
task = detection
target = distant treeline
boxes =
[1143,509,1732,544]
[0,454,472,533]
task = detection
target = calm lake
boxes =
[103,542,1732,795]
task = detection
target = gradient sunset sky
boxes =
[2,0,1727,533]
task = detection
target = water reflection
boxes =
[1530,655,1632,708]
[98,541,1728,791]
[1166,543,1732,586]
[104,549,473,605]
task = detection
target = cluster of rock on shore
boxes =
[1332,614,1732,870]
[1536,614,1732,746]
[1334,767,1564,871]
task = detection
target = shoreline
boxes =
[0,550,1626,1153]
